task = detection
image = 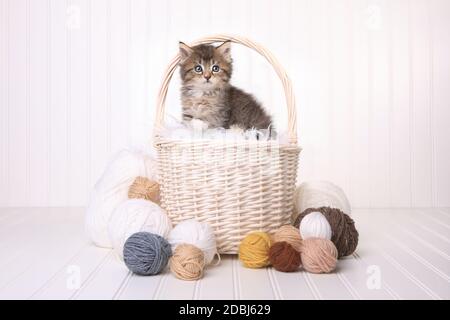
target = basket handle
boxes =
[154,34,298,145]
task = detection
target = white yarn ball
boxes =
[85,148,157,248]
[108,199,172,259]
[299,211,332,240]
[293,181,351,223]
[168,219,217,264]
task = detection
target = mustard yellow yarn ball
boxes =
[238,232,272,268]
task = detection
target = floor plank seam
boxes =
[151,273,168,300]
[193,279,201,300]
[377,246,441,300]
[416,210,450,229]
[302,273,322,300]
[336,273,361,300]
[352,253,401,300]
[266,268,282,300]
[70,250,113,300]
[29,242,91,299]
[400,227,450,260]
[112,271,132,300]
[387,235,450,282]
[231,256,241,300]
[408,219,449,244]
[437,209,450,216]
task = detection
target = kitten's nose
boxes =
[204,72,211,80]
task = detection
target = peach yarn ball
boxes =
[301,238,338,273]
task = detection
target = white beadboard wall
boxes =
[0,0,449,208]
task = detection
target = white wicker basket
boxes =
[154,34,300,254]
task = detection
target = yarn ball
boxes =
[128,176,160,204]
[272,225,302,252]
[268,241,301,272]
[108,199,172,260]
[294,206,358,258]
[169,243,206,281]
[85,148,157,248]
[168,219,217,265]
[299,211,332,240]
[292,181,351,224]
[123,232,172,276]
[238,232,272,268]
[301,238,338,274]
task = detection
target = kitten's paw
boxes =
[187,118,209,132]
[229,124,245,134]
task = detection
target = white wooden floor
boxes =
[0,207,449,300]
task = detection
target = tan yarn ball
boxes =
[128,176,160,204]
[273,225,302,252]
[169,244,206,281]
[301,238,338,274]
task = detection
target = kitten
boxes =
[178,41,272,130]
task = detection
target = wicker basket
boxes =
[154,34,301,254]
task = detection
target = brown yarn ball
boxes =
[301,238,338,273]
[294,206,358,258]
[169,244,206,281]
[272,225,302,252]
[268,242,301,272]
[128,176,160,204]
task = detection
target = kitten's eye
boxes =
[212,65,220,72]
[194,65,203,73]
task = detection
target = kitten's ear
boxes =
[179,42,194,63]
[216,41,231,62]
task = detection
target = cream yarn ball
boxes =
[168,219,217,265]
[293,181,351,223]
[299,211,332,240]
[108,199,172,260]
[85,148,157,248]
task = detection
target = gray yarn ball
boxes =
[123,232,172,275]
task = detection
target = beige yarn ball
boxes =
[301,238,338,274]
[169,244,206,281]
[272,225,302,252]
[128,176,160,204]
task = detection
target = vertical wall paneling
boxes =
[390,0,412,207]
[409,0,433,207]
[249,0,273,123]
[66,0,89,205]
[368,0,390,207]
[328,0,353,201]
[0,0,449,207]
[8,0,29,206]
[89,0,109,198]
[432,0,450,207]
[109,0,129,155]
[128,0,147,149]
[48,0,69,206]
[290,0,313,183]
[308,0,332,184]
[0,0,10,205]
[29,0,50,205]
[350,0,370,207]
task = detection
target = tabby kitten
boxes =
[179,41,272,130]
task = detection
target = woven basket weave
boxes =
[154,34,300,254]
